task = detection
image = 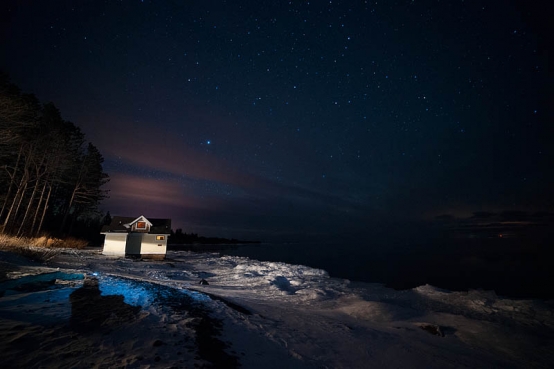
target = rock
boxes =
[419,324,444,337]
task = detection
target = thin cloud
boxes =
[104,173,208,213]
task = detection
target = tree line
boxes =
[0,73,109,238]
[169,228,260,245]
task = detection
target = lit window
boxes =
[136,221,146,229]
[156,235,165,240]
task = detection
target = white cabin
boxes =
[101,215,171,260]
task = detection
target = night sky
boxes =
[2,1,552,242]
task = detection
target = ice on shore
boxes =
[1,249,553,368]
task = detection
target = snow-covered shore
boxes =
[1,249,553,368]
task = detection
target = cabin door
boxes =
[126,233,142,255]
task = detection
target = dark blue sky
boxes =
[2,0,552,241]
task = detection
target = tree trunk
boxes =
[17,180,38,237]
[2,173,27,232]
[30,179,48,236]
[0,146,22,221]
[3,144,34,233]
[36,184,52,237]
[60,186,78,234]
[16,151,46,237]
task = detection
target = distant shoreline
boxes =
[168,242,260,252]
[168,232,261,247]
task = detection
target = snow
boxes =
[1,249,553,368]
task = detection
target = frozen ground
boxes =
[1,249,553,368]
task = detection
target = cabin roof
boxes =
[101,215,171,234]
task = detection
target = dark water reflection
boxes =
[218,228,554,299]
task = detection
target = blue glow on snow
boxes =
[95,276,212,307]
[97,276,153,306]
[181,289,211,302]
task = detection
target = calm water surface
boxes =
[215,233,553,299]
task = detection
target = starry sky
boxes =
[1,0,552,242]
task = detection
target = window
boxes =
[156,235,165,240]
[136,221,146,229]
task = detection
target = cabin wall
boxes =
[101,230,169,259]
[139,234,169,257]
[102,233,128,256]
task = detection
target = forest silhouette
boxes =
[0,73,109,240]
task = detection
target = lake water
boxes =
[213,233,553,300]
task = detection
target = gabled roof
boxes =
[126,215,153,228]
[101,215,171,234]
